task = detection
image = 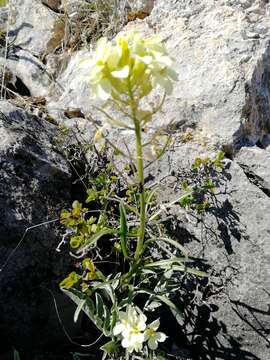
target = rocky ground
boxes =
[0,0,270,359]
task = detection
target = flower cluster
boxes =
[80,31,178,101]
[113,305,167,354]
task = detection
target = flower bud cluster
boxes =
[80,32,178,101]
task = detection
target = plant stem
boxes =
[127,81,146,260]
[134,119,146,260]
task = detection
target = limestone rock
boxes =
[47,50,93,118]
[48,0,270,155]
[0,5,8,32]
[124,0,270,152]
[9,0,58,56]
[60,0,90,14]
[42,0,62,12]
[0,100,75,351]
[2,0,270,359]
[150,143,270,359]
[0,48,53,97]
[236,146,270,196]
[126,0,155,14]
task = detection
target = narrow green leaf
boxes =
[216,150,225,161]
[103,304,111,336]
[90,282,115,304]
[76,228,116,254]
[179,192,193,208]
[141,268,157,275]
[157,237,189,258]
[155,295,182,317]
[136,288,183,318]
[110,308,117,333]
[62,288,102,331]
[144,257,186,269]
[145,186,158,215]
[172,265,207,277]
[74,299,86,323]
[119,201,128,259]
[95,292,104,319]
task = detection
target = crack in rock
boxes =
[238,163,270,197]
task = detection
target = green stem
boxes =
[134,119,146,260]
[125,349,130,360]
[127,81,146,261]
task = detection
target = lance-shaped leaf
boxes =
[119,201,128,259]
[76,228,116,255]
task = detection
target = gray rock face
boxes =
[49,0,270,154]
[126,0,155,13]
[0,101,74,351]
[236,146,270,196]
[9,0,58,56]
[0,48,53,97]
[0,0,60,97]
[47,50,93,117]
[42,0,62,12]
[150,143,270,360]
[43,5,270,357]
[1,0,270,359]
[123,0,270,152]
[0,6,8,32]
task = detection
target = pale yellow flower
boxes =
[144,319,167,350]
[121,331,145,353]
[80,38,114,100]
[80,31,177,101]
[113,305,147,353]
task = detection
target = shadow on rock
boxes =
[168,276,261,360]
[8,22,33,49]
[231,296,270,349]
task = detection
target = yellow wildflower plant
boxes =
[60,271,80,289]
[70,235,83,249]
[80,32,178,101]
[82,257,97,281]
[58,30,188,360]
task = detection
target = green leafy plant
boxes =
[179,151,225,212]
[59,31,208,359]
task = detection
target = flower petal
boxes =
[96,79,111,100]
[167,67,178,81]
[107,47,121,69]
[111,65,130,79]
[149,319,160,331]
[79,58,94,69]
[113,323,124,336]
[137,55,152,65]
[153,74,173,94]
[148,337,158,350]
[119,311,127,320]
[157,332,167,342]
[121,337,131,349]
